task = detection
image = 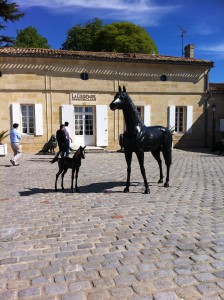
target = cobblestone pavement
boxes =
[0,149,224,300]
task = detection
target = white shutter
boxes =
[168,106,176,129]
[96,105,108,146]
[144,106,151,126]
[61,105,74,139]
[35,104,43,136]
[186,106,193,133]
[11,103,21,127]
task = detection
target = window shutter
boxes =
[96,105,108,146]
[35,104,43,136]
[61,105,74,138]
[168,106,176,129]
[144,106,151,126]
[186,106,193,133]
[11,103,21,128]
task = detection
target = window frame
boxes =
[21,104,35,135]
[175,106,187,133]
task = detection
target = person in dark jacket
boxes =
[51,124,66,163]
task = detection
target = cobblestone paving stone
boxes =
[0,149,224,299]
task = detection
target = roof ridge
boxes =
[0,47,213,66]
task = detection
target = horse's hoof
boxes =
[144,189,150,194]
[164,182,169,188]
[124,187,129,193]
[158,179,163,183]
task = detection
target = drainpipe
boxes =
[204,68,211,147]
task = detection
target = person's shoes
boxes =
[10,159,15,166]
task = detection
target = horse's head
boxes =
[110,86,127,111]
[80,146,86,159]
[74,146,86,160]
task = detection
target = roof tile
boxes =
[0,47,213,66]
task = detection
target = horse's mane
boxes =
[73,148,81,159]
[124,93,144,126]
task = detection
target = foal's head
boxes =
[110,86,128,111]
[75,146,86,160]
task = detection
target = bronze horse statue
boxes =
[110,86,172,194]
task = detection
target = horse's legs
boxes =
[75,167,80,193]
[55,168,63,191]
[162,147,172,187]
[61,168,68,190]
[151,150,164,183]
[124,150,133,193]
[135,149,150,194]
[71,167,80,193]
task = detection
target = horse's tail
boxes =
[169,126,175,135]
[160,127,173,148]
[168,127,173,150]
[160,127,173,164]
[51,156,59,164]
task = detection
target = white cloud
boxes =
[194,23,221,36]
[198,42,224,60]
[199,43,224,52]
[16,0,179,26]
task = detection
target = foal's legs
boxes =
[124,150,132,193]
[136,149,150,194]
[71,167,80,193]
[55,167,64,191]
[61,167,68,190]
[151,149,164,183]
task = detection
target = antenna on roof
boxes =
[178,25,186,57]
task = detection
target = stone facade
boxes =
[0,47,221,153]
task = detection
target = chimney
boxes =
[185,44,195,58]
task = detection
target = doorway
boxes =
[74,106,94,146]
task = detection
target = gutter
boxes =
[204,68,212,147]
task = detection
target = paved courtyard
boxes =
[0,149,224,300]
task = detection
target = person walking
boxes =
[64,121,72,157]
[51,124,66,163]
[10,123,22,166]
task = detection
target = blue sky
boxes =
[3,0,224,82]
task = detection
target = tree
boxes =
[94,22,158,54]
[62,19,158,54]
[61,18,103,50]
[0,0,25,46]
[14,26,50,48]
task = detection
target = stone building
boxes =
[207,83,224,147]
[0,45,219,153]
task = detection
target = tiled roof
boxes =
[0,47,214,66]
[209,83,224,93]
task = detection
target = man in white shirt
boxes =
[10,123,22,166]
[64,121,72,157]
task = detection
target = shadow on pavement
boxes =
[19,181,127,196]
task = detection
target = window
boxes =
[21,105,35,134]
[137,106,143,120]
[175,106,187,132]
[74,106,94,136]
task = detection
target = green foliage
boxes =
[61,18,103,51]
[14,26,50,48]
[0,130,9,144]
[62,19,158,54]
[94,22,158,54]
[0,0,25,46]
